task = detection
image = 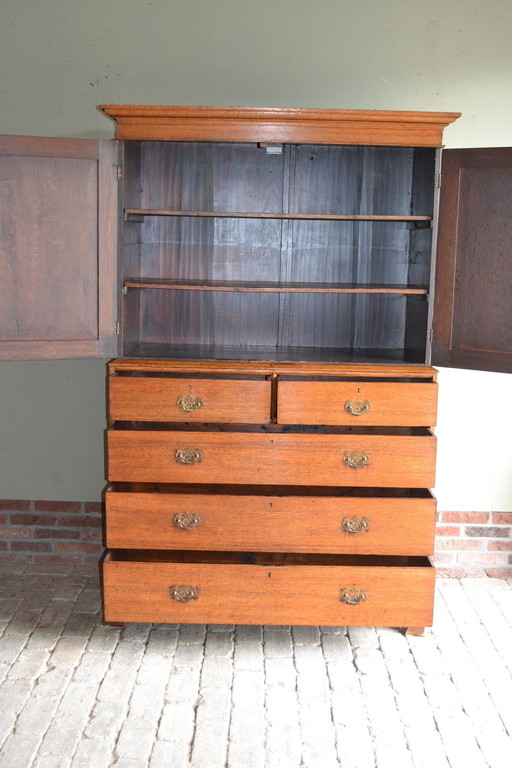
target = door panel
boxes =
[433,148,512,372]
[0,136,118,359]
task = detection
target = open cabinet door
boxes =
[0,136,118,360]
[432,148,512,373]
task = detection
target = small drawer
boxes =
[107,429,436,488]
[109,377,271,423]
[105,488,436,556]
[102,551,435,628]
[277,381,438,426]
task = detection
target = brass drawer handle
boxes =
[173,512,201,530]
[175,448,202,465]
[176,394,203,413]
[170,585,198,602]
[341,515,369,534]
[342,450,370,469]
[344,399,371,416]
[340,588,367,605]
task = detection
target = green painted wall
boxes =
[1,0,511,504]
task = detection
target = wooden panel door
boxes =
[0,136,118,359]
[433,148,512,372]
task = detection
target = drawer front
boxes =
[107,431,436,488]
[106,490,436,555]
[109,377,271,423]
[103,557,435,627]
[278,381,438,426]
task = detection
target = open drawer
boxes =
[105,485,436,556]
[102,550,435,629]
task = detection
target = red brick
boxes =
[458,552,505,565]
[33,554,81,565]
[55,542,102,555]
[0,552,33,563]
[0,500,31,511]
[436,538,485,551]
[0,515,7,525]
[0,528,34,539]
[486,566,512,578]
[465,526,511,538]
[440,511,490,524]
[0,542,7,551]
[488,540,512,551]
[34,528,81,540]
[436,525,461,537]
[11,541,52,553]
[492,513,512,525]
[10,514,56,526]
[84,503,102,515]
[436,565,484,578]
[58,516,101,529]
[431,552,455,565]
[82,528,103,541]
[34,501,81,514]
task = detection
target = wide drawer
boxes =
[109,377,271,423]
[102,552,435,627]
[105,488,436,555]
[107,430,436,488]
[278,381,438,426]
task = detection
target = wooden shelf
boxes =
[123,342,427,365]
[123,278,428,295]
[124,208,432,224]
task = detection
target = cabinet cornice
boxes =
[99,105,460,146]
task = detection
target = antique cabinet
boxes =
[1,107,512,632]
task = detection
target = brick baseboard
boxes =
[0,500,103,565]
[0,500,511,576]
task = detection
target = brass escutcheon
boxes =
[175,448,202,465]
[341,515,370,534]
[342,450,370,469]
[344,398,371,416]
[339,587,367,605]
[176,394,203,412]
[170,585,198,602]
[173,512,201,530]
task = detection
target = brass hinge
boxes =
[115,165,122,180]
[115,321,121,335]
[435,173,442,188]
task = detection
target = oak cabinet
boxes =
[2,106,511,631]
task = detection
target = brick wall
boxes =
[433,511,512,578]
[0,500,511,576]
[0,500,103,565]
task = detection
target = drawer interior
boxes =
[107,482,434,498]
[104,549,432,568]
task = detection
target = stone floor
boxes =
[0,563,510,768]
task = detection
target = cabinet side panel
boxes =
[433,148,512,372]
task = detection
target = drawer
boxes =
[109,377,271,423]
[105,488,436,555]
[278,381,438,426]
[102,552,435,627]
[107,429,436,488]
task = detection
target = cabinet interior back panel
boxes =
[131,141,285,211]
[120,141,436,361]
